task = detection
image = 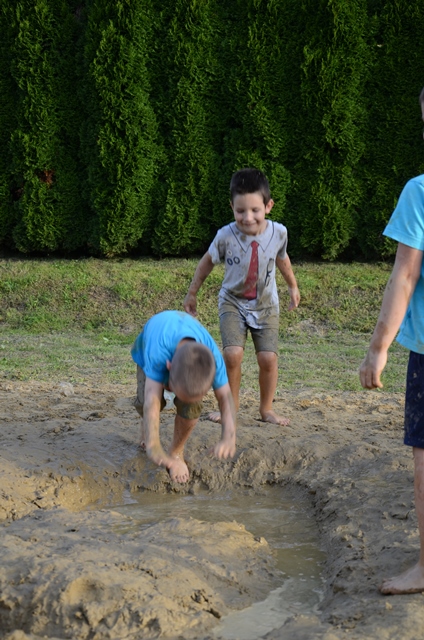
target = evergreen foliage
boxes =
[296,0,371,259]
[358,0,424,258]
[0,2,18,245]
[219,0,293,226]
[149,0,227,256]
[0,0,424,258]
[6,0,87,253]
[80,0,159,255]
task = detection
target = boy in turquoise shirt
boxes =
[132,310,236,484]
[360,90,424,595]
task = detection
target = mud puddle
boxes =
[112,485,325,639]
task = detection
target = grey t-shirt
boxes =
[208,220,288,327]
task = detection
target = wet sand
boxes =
[1,379,424,639]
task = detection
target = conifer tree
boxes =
[357,0,424,257]
[149,0,227,256]
[7,0,87,253]
[219,0,301,243]
[0,2,17,246]
[80,0,159,256]
[297,0,371,259]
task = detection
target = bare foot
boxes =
[380,563,424,595]
[208,411,222,424]
[167,455,190,483]
[260,409,290,426]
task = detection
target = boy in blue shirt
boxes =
[184,168,300,426]
[131,310,236,483]
[360,89,424,594]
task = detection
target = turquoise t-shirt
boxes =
[383,174,424,354]
[131,310,228,389]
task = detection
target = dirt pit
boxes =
[1,380,424,639]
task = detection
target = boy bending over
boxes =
[132,310,236,484]
[184,168,300,426]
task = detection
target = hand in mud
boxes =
[209,439,236,460]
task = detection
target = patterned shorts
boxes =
[404,351,424,448]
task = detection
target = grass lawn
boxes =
[0,256,408,394]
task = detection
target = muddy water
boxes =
[114,485,325,639]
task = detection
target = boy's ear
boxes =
[265,198,274,214]
[166,360,172,371]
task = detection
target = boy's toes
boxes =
[167,455,190,483]
[207,411,222,424]
[260,410,290,426]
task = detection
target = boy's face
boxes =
[231,192,274,236]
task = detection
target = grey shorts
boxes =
[219,302,279,353]
[134,366,203,421]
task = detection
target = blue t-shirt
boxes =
[131,310,228,389]
[383,174,424,354]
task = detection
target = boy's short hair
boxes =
[230,168,271,205]
[169,342,215,398]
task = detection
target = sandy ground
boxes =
[1,379,424,640]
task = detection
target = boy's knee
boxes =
[224,346,244,368]
[256,350,277,369]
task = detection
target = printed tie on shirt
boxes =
[243,240,259,300]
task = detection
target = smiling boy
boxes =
[184,168,300,426]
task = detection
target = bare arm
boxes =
[210,383,237,458]
[143,377,175,469]
[360,242,423,389]
[276,254,300,311]
[183,252,215,317]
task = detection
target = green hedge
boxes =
[1,0,424,258]
[80,0,159,255]
[4,0,88,252]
